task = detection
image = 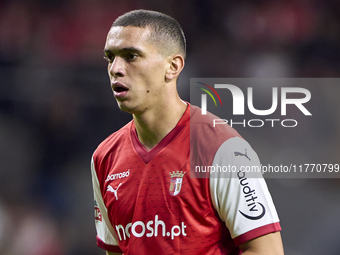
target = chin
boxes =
[117,104,131,113]
[116,101,136,114]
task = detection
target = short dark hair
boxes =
[112,10,186,58]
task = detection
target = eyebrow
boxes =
[104,47,143,55]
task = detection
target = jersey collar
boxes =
[130,103,190,164]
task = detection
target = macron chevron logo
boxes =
[196,82,222,114]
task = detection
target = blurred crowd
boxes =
[0,0,340,254]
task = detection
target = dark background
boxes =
[0,0,339,254]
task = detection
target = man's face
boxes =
[104,26,170,114]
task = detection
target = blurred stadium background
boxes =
[0,0,339,254]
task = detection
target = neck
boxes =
[133,96,187,151]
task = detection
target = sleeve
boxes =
[209,137,281,246]
[91,157,123,253]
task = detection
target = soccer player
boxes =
[91,10,284,255]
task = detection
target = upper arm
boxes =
[91,157,121,251]
[239,231,284,255]
[210,137,281,242]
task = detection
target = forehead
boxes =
[105,26,153,52]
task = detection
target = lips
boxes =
[112,82,129,98]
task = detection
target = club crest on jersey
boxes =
[169,171,185,196]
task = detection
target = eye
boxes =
[126,53,138,61]
[104,55,114,63]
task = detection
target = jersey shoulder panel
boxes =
[190,105,243,175]
[209,137,281,245]
[92,121,133,184]
[91,122,134,252]
[93,121,132,160]
[190,105,243,148]
[190,105,241,136]
[91,158,121,252]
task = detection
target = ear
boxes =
[165,55,185,81]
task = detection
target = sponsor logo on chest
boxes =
[105,169,130,182]
[115,215,187,241]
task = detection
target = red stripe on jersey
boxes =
[233,222,282,247]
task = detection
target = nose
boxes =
[108,57,125,77]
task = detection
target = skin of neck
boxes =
[132,82,187,151]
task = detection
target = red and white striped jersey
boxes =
[91,104,281,254]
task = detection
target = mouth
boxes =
[114,86,128,92]
[113,82,129,92]
[112,82,129,98]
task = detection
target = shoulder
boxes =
[190,104,243,154]
[190,104,242,140]
[190,105,247,178]
[93,121,133,162]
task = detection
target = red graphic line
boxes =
[197,82,223,106]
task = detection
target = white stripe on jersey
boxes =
[209,137,280,239]
[91,157,120,247]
